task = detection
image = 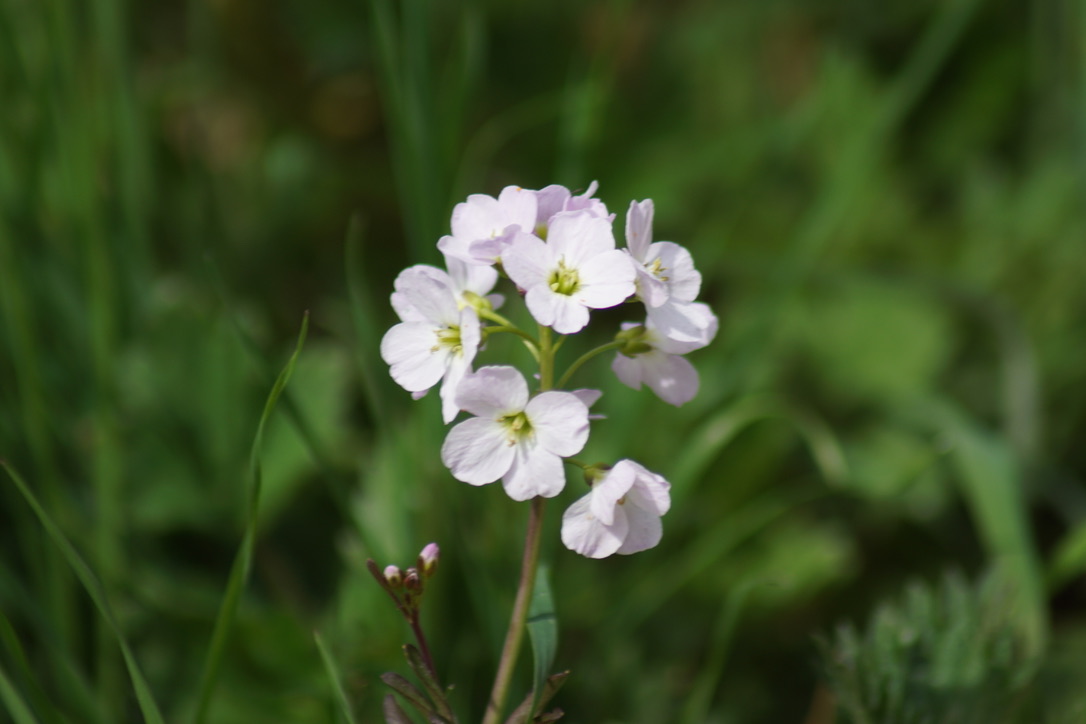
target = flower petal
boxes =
[548,211,614,265]
[589,461,637,525]
[561,494,627,559]
[649,241,701,303]
[524,286,590,334]
[647,299,718,345]
[525,391,589,457]
[455,365,528,417]
[576,250,637,309]
[441,417,515,485]
[502,233,554,291]
[502,439,566,500]
[615,502,663,555]
[381,322,448,393]
[624,199,654,261]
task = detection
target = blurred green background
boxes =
[2,0,1085,721]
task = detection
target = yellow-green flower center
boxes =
[433,326,463,354]
[498,411,532,446]
[548,259,580,296]
[647,257,670,282]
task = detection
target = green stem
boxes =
[538,325,555,391]
[482,497,546,724]
[482,324,558,724]
[555,340,625,389]
[484,325,538,346]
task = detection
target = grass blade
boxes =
[0,462,166,724]
[0,660,40,724]
[193,313,309,724]
[314,631,360,724]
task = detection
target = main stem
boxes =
[482,326,556,724]
[482,497,546,724]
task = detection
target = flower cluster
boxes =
[380,183,716,558]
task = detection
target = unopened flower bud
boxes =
[583,463,611,488]
[383,565,403,588]
[614,324,652,357]
[403,568,421,591]
[418,543,440,577]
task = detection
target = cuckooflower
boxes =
[503,210,636,334]
[381,268,481,423]
[561,460,671,558]
[624,199,701,309]
[438,186,537,265]
[441,366,589,501]
[611,308,718,406]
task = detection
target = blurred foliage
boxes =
[1,0,1085,722]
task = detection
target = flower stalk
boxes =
[482,495,546,724]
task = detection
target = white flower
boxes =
[437,186,538,265]
[381,267,482,423]
[624,199,701,309]
[503,210,636,334]
[561,460,671,558]
[611,309,718,406]
[390,257,500,322]
[440,366,589,501]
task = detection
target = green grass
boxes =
[1,0,1085,721]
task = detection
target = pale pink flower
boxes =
[503,210,636,334]
[624,199,701,309]
[438,186,538,265]
[381,268,481,423]
[440,366,589,501]
[561,460,671,558]
[532,181,611,238]
[611,308,718,406]
[390,257,500,322]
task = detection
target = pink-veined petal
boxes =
[524,286,590,334]
[649,241,701,303]
[502,233,554,291]
[624,462,672,516]
[633,261,670,308]
[441,417,515,485]
[454,365,528,417]
[502,440,566,500]
[611,351,646,391]
[561,495,626,559]
[391,267,459,325]
[640,351,700,407]
[647,298,718,345]
[625,199,654,261]
[576,250,637,308]
[589,462,636,525]
[548,211,614,264]
[381,323,449,393]
[525,391,589,457]
[616,502,663,555]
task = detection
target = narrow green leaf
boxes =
[401,645,456,722]
[382,693,415,724]
[503,671,569,724]
[193,313,309,724]
[1048,522,1086,592]
[1,462,166,724]
[525,564,557,718]
[314,631,360,724]
[0,611,63,724]
[0,660,41,724]
[381,672,439,720]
